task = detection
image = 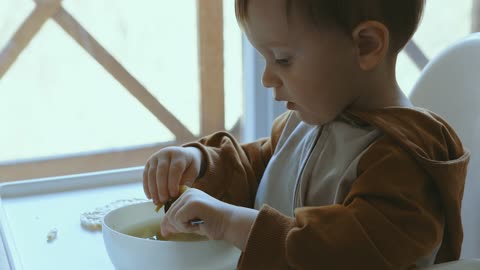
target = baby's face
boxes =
[242,0,363,125]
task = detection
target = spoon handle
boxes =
[189,219,204,225]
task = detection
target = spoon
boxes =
[164,200,204,226]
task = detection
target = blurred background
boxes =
[0,0,478,181]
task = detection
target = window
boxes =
[1,1,479,182]
[0,0,242,181]
[398,0,475,95]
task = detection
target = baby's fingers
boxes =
[148,162,160,204]
[167,159,187,198]
[156,161,170,203]
[143,163,151,199]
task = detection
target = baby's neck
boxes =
[350,59,412,111]
[350,79,413,111]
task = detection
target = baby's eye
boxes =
[275,58,290,65]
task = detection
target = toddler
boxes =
[143,0,470,269]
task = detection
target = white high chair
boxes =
[410,33,480,269]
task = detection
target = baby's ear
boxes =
[352,21,390,71]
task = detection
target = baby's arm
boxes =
[144,111,290,206]
[223,205,259,251]
[183,111,290,207]
[238,139,447,269]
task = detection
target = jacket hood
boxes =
[348,107,470,263]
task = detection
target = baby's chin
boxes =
[294,110,335,126]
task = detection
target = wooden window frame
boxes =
[473,0,480,32]
[0,0,240,182]
[2,1,479,182]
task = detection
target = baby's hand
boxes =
[160,188,234,241]
[160,188,259,251]
[143,146,202,205]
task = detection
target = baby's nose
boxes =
[262,66,282,89]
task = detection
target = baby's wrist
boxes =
[224,206,259,251]
[185,146,205,179]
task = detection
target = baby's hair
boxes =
[235,0,425,53]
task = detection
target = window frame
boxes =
[0,0,240,182]
[2,1,479,182]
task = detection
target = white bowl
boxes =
[102,201,241,270]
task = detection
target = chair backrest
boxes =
[420,259,480,270]
[410,33,480,259]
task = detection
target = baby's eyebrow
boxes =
[261,46,292,55]
[258,40,289,48]
[255,45,289,56]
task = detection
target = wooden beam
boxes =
[473,0,480,32]
[404,41,429,70]
[51,7,196,141]
[0,1,238,182]
[0,1,62,79]
[0,143,174,182]
[0,120,242,183]
[197,0,225,135]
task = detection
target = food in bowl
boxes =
[154,184,189,213]
[120,219,206,241]
[103,201,241,270]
